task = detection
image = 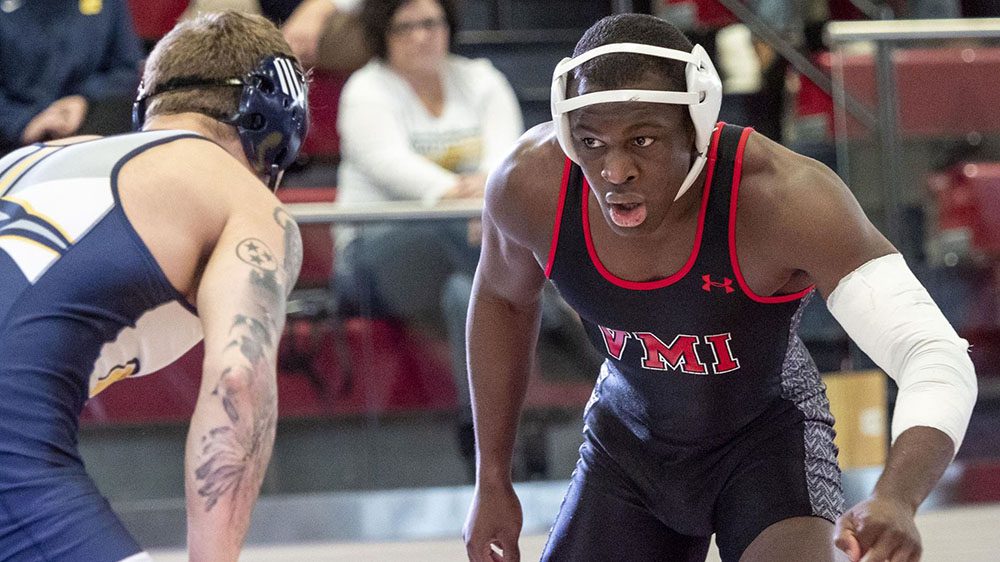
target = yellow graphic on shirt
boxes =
[428,137,482,173]
[412,132,483,174]
[1,195,75,244]
[0,146,60,195]
[91,358,140,397]
[79,0,101,15]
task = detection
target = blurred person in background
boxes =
[183,0,371,72]
[335,0,521,478]
[0,0,143,155]
[336,0,596,480]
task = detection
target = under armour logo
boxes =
[702,274,734,294]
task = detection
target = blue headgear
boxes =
[132,54,310,191]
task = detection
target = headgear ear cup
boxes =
[672,43,723,201]
[132,82,149,130]
[232,55,309,190]
[550,57,578,163]
[686,44,723,159]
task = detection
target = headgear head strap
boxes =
[133,54,310,191]
[550,42,722,201]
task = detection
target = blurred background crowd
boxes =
[3,0,1000,553]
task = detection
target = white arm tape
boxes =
[826,253,977,454]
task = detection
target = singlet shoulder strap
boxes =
[690,122,745,264]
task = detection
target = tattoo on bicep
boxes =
[236,237,282,298]
[274,207,302,294]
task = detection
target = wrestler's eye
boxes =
[581,137,604,149]
[633,136,655,147]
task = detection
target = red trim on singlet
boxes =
[544,158,574,278]
[581,124,725,290]
[728,127,814,303]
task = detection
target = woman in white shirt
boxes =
[337,0,522,208]
[335,0,527,475]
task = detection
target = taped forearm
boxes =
[826,253,977,452]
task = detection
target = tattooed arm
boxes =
[185,205,302,562]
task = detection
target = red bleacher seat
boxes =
[275,186,342,416]
[929,162,1000,256]
[128,0,189,42]
[817,47,1000,140]
[276,186,337,286]
[958,460,1000,503]
[661,1,737,28]
[301,71,350,159]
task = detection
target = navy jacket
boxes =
[0,0,142,144]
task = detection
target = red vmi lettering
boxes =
[599,326,631,360]
[703,333,741,373]
[633,333,707,374]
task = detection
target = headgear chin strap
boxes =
[551,42,722,201]
[132,54,310,191]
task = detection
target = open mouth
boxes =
[608,202,647,228]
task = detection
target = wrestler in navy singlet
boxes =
[542,124,844,561]
[0,132,204,561]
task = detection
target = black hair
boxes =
[360,0,459,60]
[573,13,694,92]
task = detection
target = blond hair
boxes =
[141,11,296,121]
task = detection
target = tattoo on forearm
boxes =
[196,340,278,512]
[215,368,240,423]
[195,382,276,513]
[194,235,288,513]
[195,426,244,511]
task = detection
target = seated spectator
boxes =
[336,0,596,479]
[0,0,142,154]
[337,0,518,209]
[183,0,370,72]
[281,0,370,71]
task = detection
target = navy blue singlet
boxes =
[0,131,205,561]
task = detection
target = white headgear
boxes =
[550,42,723,201]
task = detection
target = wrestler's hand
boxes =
[464,480,522,562]
[834,495,921,562]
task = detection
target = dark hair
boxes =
[361,0,459,60]
[573,14,694,92]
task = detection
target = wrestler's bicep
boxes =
[476,203,546,308]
